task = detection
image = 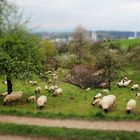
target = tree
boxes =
[0,1,43,94]
[69,25,90,61]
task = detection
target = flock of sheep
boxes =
[1,73,140,114]
[1,71,63,109]
[91,76,139,113]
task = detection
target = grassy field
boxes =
[0,66,140,120]
[0,123,140,140]
[107,38,140,50]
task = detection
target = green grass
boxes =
[107,38,140,50]
[0,122,140,140]
[0,67,140,121]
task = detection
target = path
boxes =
[0,115,140,132]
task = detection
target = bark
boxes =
[7,74,12,94]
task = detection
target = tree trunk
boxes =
[7,75,12,94]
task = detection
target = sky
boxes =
[9,0,140,32]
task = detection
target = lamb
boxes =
[37,95,47,109]
[3,92,23,105]
[100,95,116,113]
[45,85,48,91]
[29,80,37,85]
[131,84,139,90]
[94,93,102,100]
[49,85,58,92]
[126,99,136,114]
[53,88,63,96]
[27,95,36,103]
[35,86,42,93]
[92,98,102,106]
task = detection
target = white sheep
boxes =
[126,99,136,114]
[3,92,23,105]
[99,83,108,88]
[37,95,47,109]
[49,85,58,92]
[123,76,128,81]
[123,80,132,87]
[94,93,102,100]
[44,85,48,90]
[131,84,139,90]
[2,81,7,85]
[27,95,36,103]
[35,87,42,93]
[53,88,63,96]
[92,98,102,106]
[136,93,140,99]
[101,95,116,113]
[117,80,125,88]
[29,80,37,85]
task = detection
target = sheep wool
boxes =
[37,95,47,109]
[53,88,63,96]
[101,95,116,113]
[92,98,102,106]
[45,85,48,90]
[3,92,23,105]
[35,87,42,93]
[28,96,36,103]
[126,99,136,114]
[49,85,58,92]
[94,93,102,100]
[131,84,139,90]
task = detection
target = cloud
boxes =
[10,0,140,31]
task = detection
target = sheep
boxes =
[123,80,132,87]
[45,85,48,91]
[3,92,23,105]
[2,81,7,85]
[29,80,37,85]
[101,89,110,95]
[126,99,136,114]
[37,95,47,109]
[53,88,63,96]
[123,76,128,81]
[136,93,140,99]
[131,84,139,90]
[92,98,102,106]
[94,93,102,100]
[117,80,125,88]
[49,85,58,92]
[27,95,36,103]
[0,92,8,97]
[35,86,42,94]
[48,79,52,84]
[85,88,90,91]
[99,83,108,88]
[100,95,116,113]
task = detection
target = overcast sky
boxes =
[10,0,140,32]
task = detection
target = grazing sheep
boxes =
[136,93,140,98]
[37,95,47,109]
[35,87,42,93]
[49,85,58,92]
[0,92,8,97]
[2,81,7,85]
[85,88,90,91]
[117,80,125,88]
[123,80,132,87]
[101,89,110,95]
[53,88,63,96]
[3,92,23,105]
[29,80,37,85]
[123,76,128,81]
[45,85,48,91]
[94,93,102,100]
[92,98,102,106]
[101,95,116,113]
[27,96,36,103]
[126,99,136,114]
[131,84,139,90]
